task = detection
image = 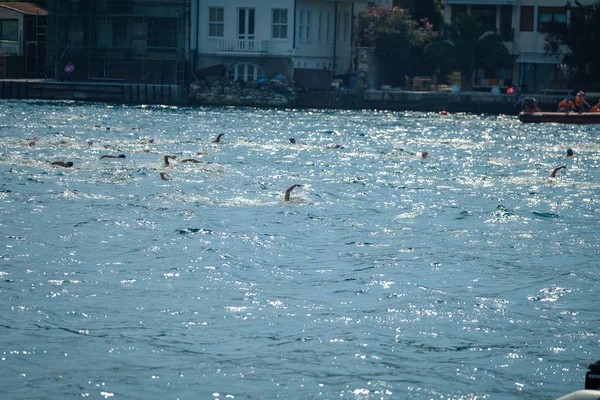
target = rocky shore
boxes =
[188,76,298,107]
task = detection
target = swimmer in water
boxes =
[181,158,203,163]
[164,155,177,166]
[325,144,345,149]
[289,137,307,145]
[421,151,429,159]
[213,133,225,143]
[99,154,126,159]
[160,172,172,181]
[551,165,566,177]
[284,184,303,201]
[51,161,73,168]
[566,148,574,157]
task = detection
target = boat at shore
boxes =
[519,111,600,124]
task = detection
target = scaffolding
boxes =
[46,0,189,85]
[25,11,47,77]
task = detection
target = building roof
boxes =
[0,2,47,16]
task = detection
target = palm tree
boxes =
[426,13,511,91]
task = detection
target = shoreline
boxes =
[0,79,587,115]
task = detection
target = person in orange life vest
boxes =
[575,91,590,112]
[590,100,600,112]
[558,95,574,112]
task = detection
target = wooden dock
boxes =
[0,80,188,105]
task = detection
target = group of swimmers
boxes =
[45,128,574,201]
[558,91,600,112]
[45,131,309,201]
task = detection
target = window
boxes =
[1,20,18,41]
[343,12,349,42]
[499,6,513,41]
[326,11,332,42]
[272,9,288,39]
[298,10,312,42]
[472,5,496,31]
[552,63,569,81]
[318,11,323,41]
[209,7,224,38]
[68,19,85,46]
[148,18,177,48]
[336,12,341,41]
[299,10,305,41]
[228,62,264,82]
[113,17,128,47]
[539,7,567,24]
[520,6,534,32]
[306,10,311,42]
[97,19,111,48]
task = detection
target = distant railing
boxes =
[217,39,268,53]
[0,40,18,56]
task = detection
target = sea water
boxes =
[0,100,598,400]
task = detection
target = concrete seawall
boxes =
[0,79,578,114]
[0,80,187,105]
[297,89,571,114]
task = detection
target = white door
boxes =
[238,8,256,50]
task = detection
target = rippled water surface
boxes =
[1,100,599,400]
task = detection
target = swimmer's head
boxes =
[65,162,74,167]
[118,154,126,158]
[148,138,154,143]
[289,138,296,144]
[421,151,429,158]
[566,148,574,157]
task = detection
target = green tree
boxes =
[426,13,510,91]
[358,5,437,79]
[542,1,600,89]
[394,0,443,28]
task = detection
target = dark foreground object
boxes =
[519,111,600,124]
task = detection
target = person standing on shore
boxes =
[63,62,75,81]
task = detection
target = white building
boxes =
[441,0,595,92]
[190,0,373,89]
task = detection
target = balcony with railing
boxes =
[217,39,268,55]
[0,40,19,56]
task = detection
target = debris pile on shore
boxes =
[189,75,298,107]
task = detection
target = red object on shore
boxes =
[506,87,515,94]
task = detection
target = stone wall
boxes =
[188,76,298,107]
[357,47,378,90]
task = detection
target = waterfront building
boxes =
[0,2,47,78]
[441,0,595,93]
[190,0,373,90]
[45,0,189,85]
